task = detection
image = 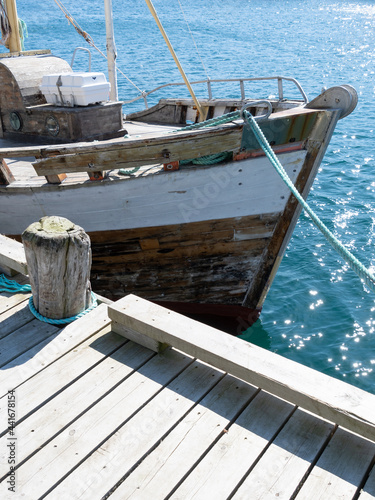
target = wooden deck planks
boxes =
[108,295,375,442]
[170,391,295,500]
[0,327,124,436]
[0,319,60,369]
[109,375,258,500]
[46,359,223,499]
[231,409,334,499]
[0,304,112,397]
[0,341,155,480]
[0,298,33,338]
[0,287,375,499]
[295,428,375,499]
[359,466,375,499]
[0,234,28,276]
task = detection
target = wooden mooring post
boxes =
[22,216,92,319]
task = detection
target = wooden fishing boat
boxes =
[0,0,358,331]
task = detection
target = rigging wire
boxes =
[176,0,210,80]
[52,0,143,94]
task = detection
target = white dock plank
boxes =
[0,298,33,339]
[0,303,112,396]
[0,234,28,276]
[359,465,375,499]
[110,375,258,499]
[108,295,375,442]
[232,409,334,499]
[46,360,224,500]
[0,290,31,315]
[0,341,154,479]
[295,428,375,499]
[170,391,294,500]
[0,319,59,369]
[15,349,194,498]
[0,326,122,435]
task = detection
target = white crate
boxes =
[40,74,64,105]
[60,72,107,87]
[40,72,110,107]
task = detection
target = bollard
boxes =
[22,216,92,320]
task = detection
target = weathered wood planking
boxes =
[33,125,242,175]
[1,290,375,498]
[89,213,277,307]
[109,375,258,499]
[0,298,33,339]
[0,304,111,397]
[230,409,334,499]
[14,351,198,497]
[0,234,28,275]
[294,428,375,499]
[0,341,154,479]
[108,295,375,442]
[0,159,15,185]
[116,389,293,500]
[359,466,375,499]
[0,319,59,370]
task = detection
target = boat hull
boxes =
[1,138,330,332]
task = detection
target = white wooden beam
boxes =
[108,294,375,442]
[0,234,28,275]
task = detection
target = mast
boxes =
[104,0,118,101]
[144,0,203,120]
[5,0,22,52]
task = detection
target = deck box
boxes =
[40,72,111,107]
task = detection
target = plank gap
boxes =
[0,333,127,437]
[352,454,375,500]
[289,424,339,500]
[103,369,229,499]
[0,342,158,484]
[164,386,263,500]
[38,354,198,498]
[226,401,298,499]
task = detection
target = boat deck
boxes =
[0,121,178,186]
[1,275,375,499]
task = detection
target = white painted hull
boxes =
[1,150,306,235]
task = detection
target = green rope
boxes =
[175,113,241,166]
[181,151,233,166]
[180,111,241,131]
[243,110,375,293]
[0,274,98,324]
[118,166,141,176]
[18,19,27,51]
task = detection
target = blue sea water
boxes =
[5,0,375,394]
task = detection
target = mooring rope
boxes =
[28,292,98,325]
[173,108,375,291]
[241,110,375,293]
[0,274,98,324]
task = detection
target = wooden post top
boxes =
[27,216,75,234]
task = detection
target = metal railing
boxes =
[71,47,92,72]
[122,76,308,109]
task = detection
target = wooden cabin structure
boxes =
[0,53,124,143]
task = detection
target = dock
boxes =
[1,241,375,499]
